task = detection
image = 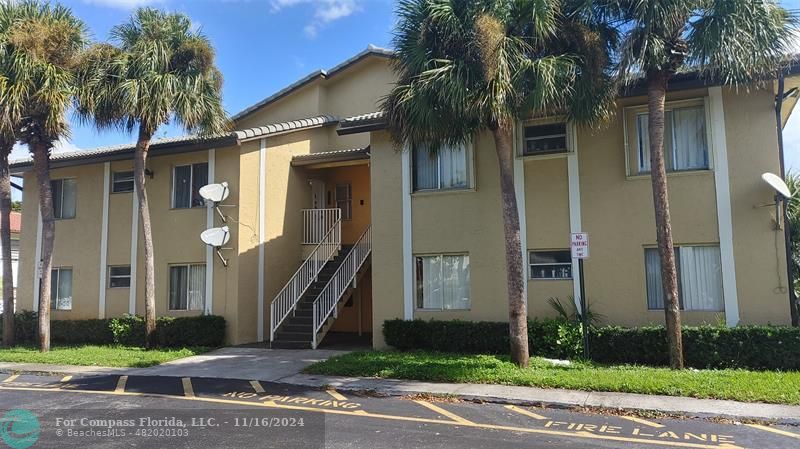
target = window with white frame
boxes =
[644,246,723,311]
[109,266,131,288]
[630,101,709,175]
[523,123,568,156]
[51,179,76,219]
[172,163,208,208]
[415,254,470,310]
[112,171,134,193]
[336,184,352,220]
[50,267,73,310]
[169,264,205,311]
[529,250,572,280]
[412,143,472,191]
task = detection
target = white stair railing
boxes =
[312,225,371,348]
[302,208,341,244]
[270,210,341,343]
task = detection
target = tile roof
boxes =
[9,114,340,171]
[7,211,20,234]
[337,111,387,135]
[231,45,394,122]
[292,146,369,163]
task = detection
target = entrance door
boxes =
[309,179,326,209]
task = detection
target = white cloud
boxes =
[82,0,163,10]
[270,0,361,38]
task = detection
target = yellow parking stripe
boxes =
[504,405,547,420]
[60,375,72,383]
[114,375,127,393]
[414,400,475,425]
[249,380,265,393]
[0,384,741,449]
[326,389,347,401]
[182,378,195,398]
[2,374,18,383]
[745,424,800,440]
[618,415,665,428]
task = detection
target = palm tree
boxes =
[383,0,614,367]
[594,0,796,368]
[75,8,228,347]
[3,0,86,352]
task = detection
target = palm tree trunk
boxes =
[647,72,684,369]
[492,124,530,368]
[134,126,157,348]
[32,143,54,352]
[0,142,14,347]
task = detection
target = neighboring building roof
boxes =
[9,114,339,173]
[291,147,370,166]
[231,45,394,122]
[7,211,20,234]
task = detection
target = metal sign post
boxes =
[571,232,590,359]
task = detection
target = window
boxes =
[50,267,72,310]
[336,184,352,220]
[523,123,568,156]
[51,179,76,219]
[645,246,723,311]
[172,163,209,208]
[412,143,471,191]
[169,264,205,311]
[109,266,131,288]
[112,171,134,193]
[415,254,470,310]
[632,103,709,175]
[529,250,572,280]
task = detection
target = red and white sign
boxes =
[570,232,589,259]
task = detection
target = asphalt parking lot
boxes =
[0,372,798,448]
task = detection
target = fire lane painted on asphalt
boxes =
[1,372,799,449]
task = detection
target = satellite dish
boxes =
[762,173,792,199]
[200,226,230,248]
[199,182,229,203]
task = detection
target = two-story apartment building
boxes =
[11,46,800,348]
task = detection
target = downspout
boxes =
[775,72,799,326]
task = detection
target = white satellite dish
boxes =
[201,226,230,247]
[200,226,231,267]
[199,181,229,203]
[762,172,792,199]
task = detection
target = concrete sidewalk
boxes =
[2,347,799,425]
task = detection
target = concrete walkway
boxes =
[2,347,799,424]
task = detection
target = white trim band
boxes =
[257,138,266,341]
[129,186,139,315]
[33,209,42,312]
[567,122,583,311]
[205,149,216,315]
[708,87,740,326]
[402,146,413,320]
[98,162,110,318]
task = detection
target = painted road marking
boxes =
[505,404,547,420]
[182,378,195,398]
[326,389,347,401]
[745,424,800,440]
[114,375,128,393]
[0,384,743,449]
[2,374,18,383]
[60,375,72,383]
[414,400,475,425]
[249,380,265,393]
[619,415,665,428]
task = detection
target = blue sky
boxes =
[10,0,800,198]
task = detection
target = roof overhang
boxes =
[291,147,370,168]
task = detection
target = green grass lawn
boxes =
[305,351,800,405]
[0,345,210,368]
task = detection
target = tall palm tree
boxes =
[592,0,796,368]
[75,8,228,347]
[0,1,21,347]
[3,0,86,352]
[383,0,614,367]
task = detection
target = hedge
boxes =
[383,319,800,371]
[0,311,225,348]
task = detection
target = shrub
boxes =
[1,311,225,348]
[383,319,800,371]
